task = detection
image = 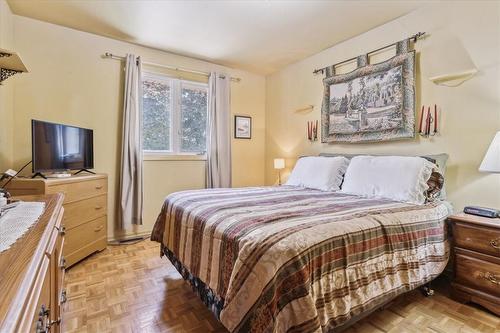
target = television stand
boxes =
[31,172,47,179]
[74,169,96,176]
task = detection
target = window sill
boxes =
[143,153,207,161]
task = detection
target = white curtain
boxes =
[206,72,231,188]
[119,54,144,228]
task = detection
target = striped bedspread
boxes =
[151,186,450,333]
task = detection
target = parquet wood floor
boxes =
[62,240,499,333]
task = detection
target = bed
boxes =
[151,185,450,333]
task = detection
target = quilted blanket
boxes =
[151,186,450,333]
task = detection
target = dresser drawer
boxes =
[64,216,107,256]
[456,252,500,297]
[47,178,107,204]
[28,257,51,333]
[62,194,107,230]
[454,222,500,257]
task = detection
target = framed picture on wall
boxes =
[234,116,252,139]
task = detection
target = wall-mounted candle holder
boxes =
[418,104,439,137]
[307,120,318,142]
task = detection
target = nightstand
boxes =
[448,213,500,315]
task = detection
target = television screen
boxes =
[32,120,94,172]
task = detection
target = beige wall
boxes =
[0,0,14,170]
[11,15,266,240]
[266,2,500,211]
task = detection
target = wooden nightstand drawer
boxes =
[449,213,500,315]
[455,251,500,297]
[454,222,500,257]
[62,194,107,230]
[64,216,107,255]
[47,178,107,204]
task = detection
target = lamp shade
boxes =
[479,131,500,173]
[274,158,285,170]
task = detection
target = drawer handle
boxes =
[94,225,104,232]
[49,318,61,327]
[95,185,103,190]
[59,256,66,269]
[481,272,500,285]
[36,304,50,333]
[38,304,49,317]
[95,206,103,210]
[60,289,67,304]
[490,238,500,249]
[58,225,66,236]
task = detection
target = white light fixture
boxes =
[0,48,28,84]
[479,131,500,173]
[274,158,285,185]
[420,29,477,87]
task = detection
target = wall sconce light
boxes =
[0,48,28,85]
[420,29,477,87]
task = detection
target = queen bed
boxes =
[151,183,450,332]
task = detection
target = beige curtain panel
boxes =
[119,54,144,227]
[206,72,232,188]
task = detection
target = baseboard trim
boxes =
[107,231,152,245]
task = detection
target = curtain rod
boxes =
[312,32,426,75]
[103,52,241,83]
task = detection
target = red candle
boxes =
[426,107,431,135]
[419,105,424,133]
[434,104,438,133]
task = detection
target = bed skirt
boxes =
[161,244,225,320]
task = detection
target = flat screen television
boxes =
[32,120,94,173]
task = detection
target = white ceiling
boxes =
[7,0,423,75]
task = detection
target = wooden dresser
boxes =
[7,174,108,267]
[0,194,65,332]
[449,213,500,315]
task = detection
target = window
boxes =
[142,72,208,155]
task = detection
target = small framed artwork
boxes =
[234,116,251,139]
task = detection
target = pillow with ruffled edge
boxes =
[318,152,449,200]
[340,155,437,205]
[285,156,350,191]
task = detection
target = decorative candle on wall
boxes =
[307,121,318,142]
[418,104,439,137]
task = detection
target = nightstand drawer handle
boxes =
[490,238,500,249]
[481,272,499,285]
[94,225,104,232]
[95,185,103,190]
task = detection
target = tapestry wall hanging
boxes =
[320,39,415,143]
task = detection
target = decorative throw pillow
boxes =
[425,171,444,201]
[286,156,350,191]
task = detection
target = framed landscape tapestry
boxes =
[321,40,415,143]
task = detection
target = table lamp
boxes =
[274,158,285,185]
[464,131,500,218]
[479,132,500,173]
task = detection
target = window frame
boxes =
[142,71,208,160]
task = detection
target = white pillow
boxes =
[286,156,350,191]
[340,156,436,204]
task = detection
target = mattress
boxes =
[151,186,450,333]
